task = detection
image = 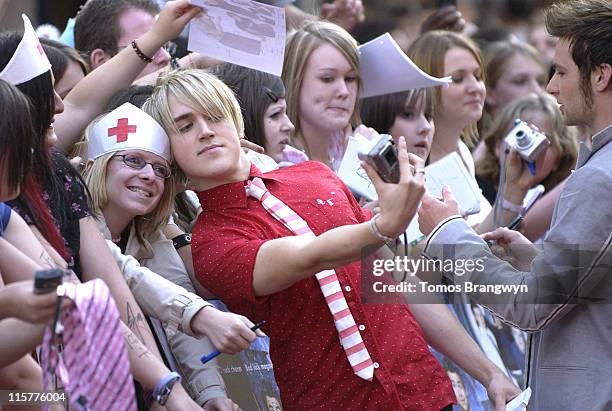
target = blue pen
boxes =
[200,320,267,364]
[528,162,536,175]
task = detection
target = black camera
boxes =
[33,268,63,294]
[358,134,400,184]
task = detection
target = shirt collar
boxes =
[576,123,612,169]
[198,162,281,212]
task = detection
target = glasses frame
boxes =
[113,154,172,179]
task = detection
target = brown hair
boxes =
[74,0,160,57]
[210,63,286,150]
[282,20,360,156]
[360,88,434,136]
[407,31,485,147]
[545,0,612,104]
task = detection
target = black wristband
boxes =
[172,233,192,250]
[131,39,153,63]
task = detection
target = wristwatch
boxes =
[172,233,192,250]
[153,372,182,406]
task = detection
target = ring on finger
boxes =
[415,168,426,175]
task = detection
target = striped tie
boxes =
[246,177,375,381]
[41,279,136,410]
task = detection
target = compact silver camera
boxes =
[504,119,549,163]
[357,134,400,183]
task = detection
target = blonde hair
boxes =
[142,69,245,183]
[475,93,578,193]
[282,20,361,157]
[83,125,175,249]
[407,31,485,147]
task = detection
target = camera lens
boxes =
[515,130,532,148]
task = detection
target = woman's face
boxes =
[262,98,294,162]
[440,47,486,128]
[388,95,434,160]
[103,149,167,219]
[56,61,85,99]
[298,42,358,136]
[46,73,65,149]
[487,53,547,113]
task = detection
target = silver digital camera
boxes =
[504,119,549,163]
[357,134,400,183]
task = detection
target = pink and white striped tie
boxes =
[246,177,375,381]
[41,279,136,410]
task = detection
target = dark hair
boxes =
[545,0,612,103]
[210,63,286,149]
[0,80,35,195]
[106,84,154,111]
[41,39,89,86]
[74,0,160,57]
[360,89,433,135]
[0,32,55,174]
[0,32,69,260]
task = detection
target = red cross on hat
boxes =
[108,118,137,143]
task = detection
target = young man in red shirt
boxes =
[144,69,519,410]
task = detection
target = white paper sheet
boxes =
[358,33,451,98]
[188,0,285,76]
[424,152,482,216]
[506,387,532,411]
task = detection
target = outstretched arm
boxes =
[55,0,201,152]
[409,303,520,411]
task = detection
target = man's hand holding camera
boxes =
[362,136,426,239]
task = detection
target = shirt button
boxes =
[358,324,366,331]
[345,286,351,292]
[373,362,380,369]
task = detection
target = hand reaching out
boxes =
[192,307,265,354]
[320,0,365,31]
[481,227,540,271]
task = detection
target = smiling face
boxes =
[546,39,591,127]
[388,94,434,160]
[440,47,486,128]
[102,149,167,221]
[487,53,547,113]
[298,42,358,136]
[263,98,294,162]
[168,93,246,190]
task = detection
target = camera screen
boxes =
[384,146,397,165]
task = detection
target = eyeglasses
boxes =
[113,154,171,179]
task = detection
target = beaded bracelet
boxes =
[131,39,153,63]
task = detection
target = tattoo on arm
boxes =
[124,326,151,358]
[126,302,148,343]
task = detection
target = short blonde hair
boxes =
[282,20,361,156]
[407,31,485,147]
[83,139,175,249]
[475,93,578,193]
[143,69,245,182]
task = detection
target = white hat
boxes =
[87,103,171,161]
[0,15,52,85]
